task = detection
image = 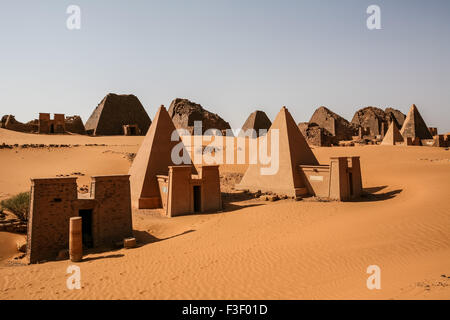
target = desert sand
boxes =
[0,127,449,300]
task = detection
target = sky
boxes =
[1,0,449,132]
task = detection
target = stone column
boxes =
[69,217,83,262]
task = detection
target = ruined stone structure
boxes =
[309,106,358,144]
[385,107,406,128]
[65,116,86,135]
[298,122,333,147]
[352,107,388,138]
[428,127,438,136]
[300,157,363,201]
[240,110,272,138]
[168,98,232,136]
[237,107,363,201]
[400,104,433,141]
[157,165,222,217]
[27,175,133,264]
[381,121,404,145]
[85,93,151,136]
[123,124,140,136]
[129,105,222,215]
[38,113,66,134]
[0,115,36,133]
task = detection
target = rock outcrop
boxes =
[168,98,232,135]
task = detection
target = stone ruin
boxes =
[303,106,359,146]
[168,98,232,136]
[128,105,222,216]
[351,106,406,139]
[38,113,65,134]
[298,122,334,147]
[0,115,36,133]
[237,107,363,201]
[1,114,86,135]
[85,93,152,136]
[27,175,133,264]
[65,115,86,135]
[240,110,272,138]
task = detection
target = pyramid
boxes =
[400,104,433,140]
[85,93,151,136]
[240,110,272,138]
[237,107,319,197]
[381,121,404,145]
[129,105,193,209]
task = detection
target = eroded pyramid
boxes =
[240,110,272,138]
[85,93,151,136]
[400,104,433,140]
[381,121,404,145]
[129,105,192,209]
[237,107,319,197]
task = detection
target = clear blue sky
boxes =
[1,0,449,132]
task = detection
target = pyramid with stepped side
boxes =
[237,106,319,197]
[400,104,433,140]
[381,121,404,145]
[129,105,193,209]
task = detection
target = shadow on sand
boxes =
[355,186,403,202]
[221,191,264,213]
[81,253,124,262]
[133,229,195,245]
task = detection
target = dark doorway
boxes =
[129,126,137,135]
[193,186,201,213]
[50,124,55,134]
[349,172,354,196]
[79,209,94,248]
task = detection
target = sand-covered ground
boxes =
[0,128,449,299]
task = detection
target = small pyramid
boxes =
[237,107,319,197]
[129,105,192,209]
[240,110,272,138]
[381,121,404,145]
[400,104,433,140]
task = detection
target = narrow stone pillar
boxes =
[69,217,83,262]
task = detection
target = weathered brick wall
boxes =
[27,178,78,263]
[199,165,222,212]
[91,175,133,246]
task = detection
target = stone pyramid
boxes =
[381,121,404,145]
[400,104,433,140]
[85,93,151,136]
[240,110,272,138]
[237,107,319,197]
[129,105,192,209]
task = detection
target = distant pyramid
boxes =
[240,110,272,138]
[237,107,319,197]
[85,93,151,136]
[400,104,433,140]
[381,121,404,145]
[129,105,192,209]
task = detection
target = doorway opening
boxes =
[349,172,354,196]
[50,124,55,134]
[193,186,201,213]
[79,209,94,248]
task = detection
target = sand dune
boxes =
[0,129,449,299]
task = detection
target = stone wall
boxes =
[91,175,133,246]
[27,178,78,264]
